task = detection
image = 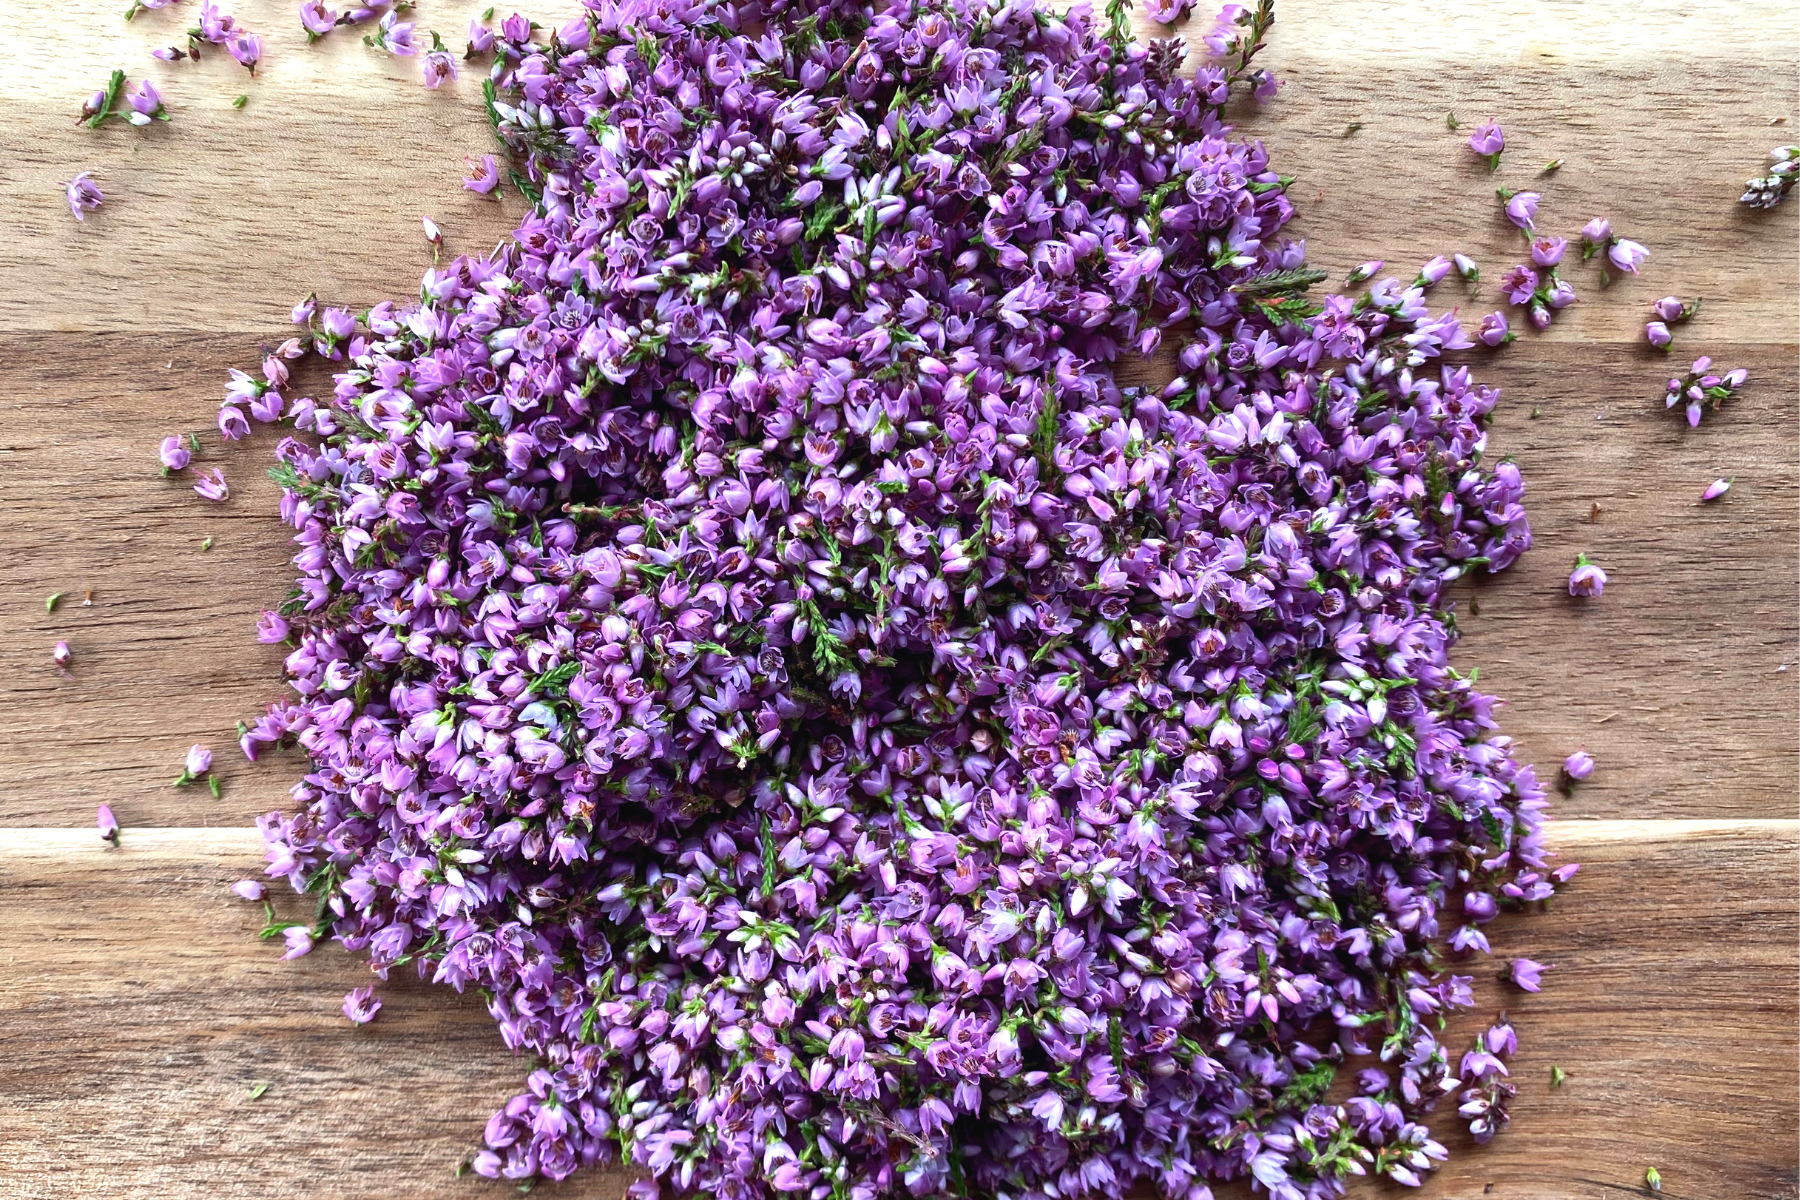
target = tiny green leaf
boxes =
[1550,1065,1566,1087]
[249,1082,270,1100]
[201,537,214,551]
[232,94,248,109]
[1446,112,1459,130]
[1542,158,1563,173]
[47,592,64,613]
[1344,122,1362,136]
[1645,1167,1662,1192]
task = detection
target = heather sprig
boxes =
[1740,145,1798,209]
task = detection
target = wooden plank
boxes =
[0,824,1792,1198]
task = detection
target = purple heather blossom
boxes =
[300,0,338,37]
[1701,478,1731,502]
[193,467,229,501]
[226,31,261,73]
[97,803,118,843]
[1667,358,1748,427]
[1568,553,1607,598]
[125,79,166,124]
[186,744,213,776]
[152,45,187,60]
[1526,302,1551,332]
[1453,252,1479,282]
[1468,118,1504,170]
[1529,236,1565,267]
[53,640,73,669]
[422,49,456,88]
[1509,959,1550,992]
[1500,189,1539,232]
[1562,750,1594,781]
[1500,264,1538,306]
[205,4,1572,1192]
[1345,259,1382,285]
[1645,320,1672,348]
[232,879,267,901]
[281,926,314,959]
[1477,311,1512,347]
[467,17,496,53]
[197,1,236,42]
[1416,255,1452,287]
[462,154,501,194]
[159,435,192,472]
[1607,238,1649,275]
[343,985,382,1023]
[378,11,416,55]
[1653,296,1687,322]
[66,172,103,221]
[1544,277,1575,310]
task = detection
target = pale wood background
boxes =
[0,1,1795,1198]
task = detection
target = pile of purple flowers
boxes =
[227,0,1571,1195]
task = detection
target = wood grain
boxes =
[0,0,1795,1197]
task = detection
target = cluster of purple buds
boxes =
[1454,1019,1516,1144]
[1498,237,1575,331]
[77,69,168,129]
[1577,217,1648,280]
[221,0,1572,1195]
[176,1,262,72]
[1643,295,1699,350]
[301,0,413,41]
[1665,356,1748,428]
[1740,145,1798,209]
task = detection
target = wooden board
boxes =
[0,1,1795,1197]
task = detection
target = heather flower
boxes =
[196,1,236,42]
[125,78,169,125]
[466,16,495,54]
[343,986,382,1023]
[226,31,261,73]
[1477,310,1513,347]
[1345,259,1382,285]
[1498,188,1538,233]
[300,0,339,38]
[1468,118,1504,171]
[1607,237,1648,275]
[1653,296,1688,322]
[372,10,415,55]
[1453,252,1479,282]
[53,640,72,669]
[421,48,456,87]
[159,434,192,472]
[1500,264,1538,306]
[462,153,500,194]
[281,926,314,959]
[1544,277,1575,310]
[1526,302,1551,332]
[185,744,213,777]
[1578,218,1612,260]
[1701,478,1731,502]
[66,172,104,221]
[1415,255,1452,287]
[1645,320,1672,349]
[1509,959,1550,992]
[152,46,187,60]
[1529,236,1565,267]
[1562,750,1594,781]
[193,467,229,501]
[232,879,267,901]
[97,803,119,844]
[1568,553,1606,598]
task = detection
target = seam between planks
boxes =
[0,819,1795,862]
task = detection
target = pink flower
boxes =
[1562,750,1594,781]
[1477,311,1512,347]
[53,640,72,668]
[1645,320,1672,349]
[227,32,262,73]
[300,0,338,37]
[1607,238,1649,275]
[194,467,230,501]
[1567,553,1606,598]
[462,154,501,194]
[343,985,383,1023]
[281,926,314,959]
[66,172,104,222]
[422,49,457,88]
[1500,264,1538,306]
[186,744,213,776]
[1500,189,1539,232]
[232,879,267,901]
[159,434,192,472]
[1701,478,1731,502]
[1509,958,1551,992]
[1468,119,1504,167]
[97,803,119,843]
[1529,237,1565,267]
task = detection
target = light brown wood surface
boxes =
[1,1,1795,1198]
